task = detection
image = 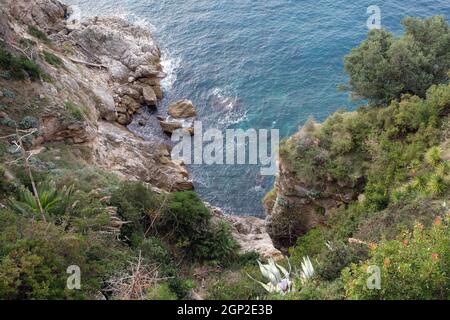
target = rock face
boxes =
[68,16,165,124]
[207,204,283,260]
[92,122,193,191]
[264,126,364,250]
[160,100,197,136]
[4,0,67,31]
[168,99,197,118]
[0,0,191,192]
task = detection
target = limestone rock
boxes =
[207,204,283,260]
[168,99,197,118]
[6,0,67,32]
[93,87,117,121]
[142,86,157,106]
[159,119,182,134]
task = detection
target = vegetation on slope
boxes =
[278,16,450,300]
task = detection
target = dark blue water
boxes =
[67,0,450,216]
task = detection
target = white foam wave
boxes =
[161,53,181,91]
[209,87,247,125]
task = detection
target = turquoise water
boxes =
[68,0,450,216]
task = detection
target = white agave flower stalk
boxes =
[250,259,293,295]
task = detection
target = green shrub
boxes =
[159,191,211,245]
[345,16,450,105]
[19,116,39,129]
[0,46,41,80]
[0,209,127,299]
[41,50,63,67]
[289,227,326,266]
[64,101,87,121]
[316,242,368,281]
[27,26,50,43]
[207,266,268,300]
[146,283,178,300]
[272,280,345,300]
[140,237,172,265]
[342,218,450,300]
[110,181,161,247]
[191,221,239,263]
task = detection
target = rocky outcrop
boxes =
[92,122,193,191]
[0,0,192,192]
[67,16,164,125]
[4,0,67,32]
[207,204,283,260]
[265,123,364,250]
[159,100,197,136]
[168,99,197,118]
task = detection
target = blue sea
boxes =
[66,0,450,216]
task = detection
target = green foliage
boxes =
[64,101,87,122]
[161,191,211,240]
[425,146,442,167]
[289,227,326,266]
[110,181,161,247]
[207,266,268,300]
[315,242,368,281]
[41,50,63,67]
[273,280,345,300]
[19,116,39,129]
[0,209,128,299]
[343,218,450,300]
[146,283,177,300]
[345,16,450,105]
[27,26,50,43]
[0,46,41,80]
[191,221,239,263]
[157,191,238,264]
[9,183,61,218]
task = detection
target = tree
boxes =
[344,16,450,105]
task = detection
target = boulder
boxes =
[142,86,157,106]
[168,99,197,118]
[93,87,117,121]
[7,0,67,31]
[159,120,182,134]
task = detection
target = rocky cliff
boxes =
[0,0,192,191]
[264,118,365,250]
[0,0,280,259]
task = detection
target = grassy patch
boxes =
[41,50,63,68]
[64,100,87,121]
[27,26,51,44]
[0,46,41,80]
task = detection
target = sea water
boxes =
[66,0,450,216]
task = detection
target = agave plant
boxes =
[9,182,63,217]
[300,256,315,283]
[250,259,293,295]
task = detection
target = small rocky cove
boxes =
[0,0,281,259]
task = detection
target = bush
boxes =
[41,50,63,67]
[159,191,211,246]
[146,283,177,300]
[0,46,41,80]
[110,181,161,247]
[344,16,450,105]
[207,266,268,300]
[191,221,239,263]
[28,26,50,43]
[289,227,326,266]
[19,116,39,129]
[0,209,127,299]
[316,242,368,281]
[342,218,450,300]
[140,237,172,266]
[64,101,87,122]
